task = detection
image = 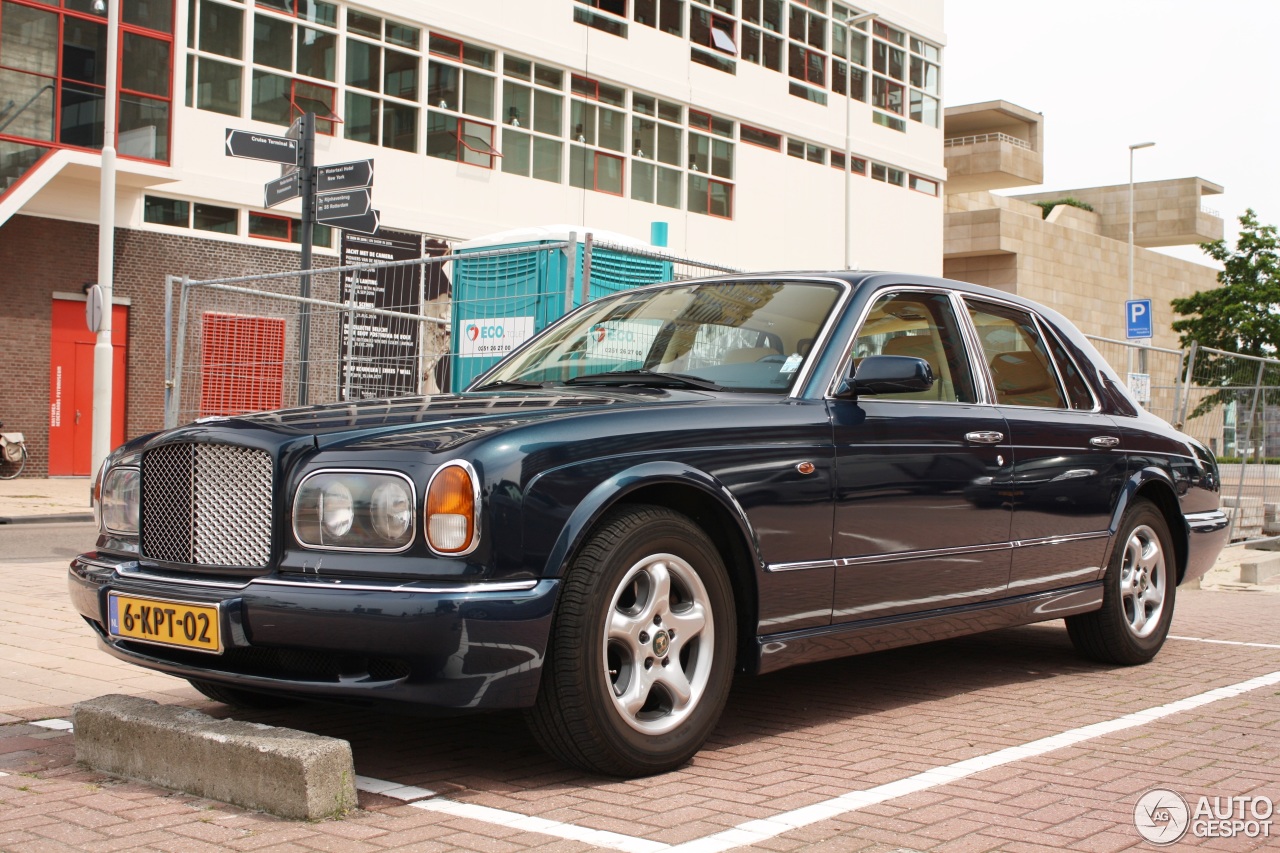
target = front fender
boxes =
[527,460,763,579]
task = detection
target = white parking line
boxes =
[1170,635,1280,650]
[364,669,1280,853]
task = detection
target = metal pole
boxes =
[91,0,119,477]
[163,274,175,427]
[1227,359,1266,542]
[169,276,191,429]
[1127,141,1155,378]
[297,111,316,405]
[581,232,593,306]
[841,12,875,271]
[1179,341,1199,427]
[564,232,577,317]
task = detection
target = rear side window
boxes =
[1044,327,1096,410]
[965,300,1068,409]
[852,291,977,403]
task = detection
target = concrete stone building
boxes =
[940,100,1223,354]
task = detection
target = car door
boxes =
[829,288,1014,623]
[962,297,1127,597]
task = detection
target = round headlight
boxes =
[370,480,413,543]
[320,480,354,540]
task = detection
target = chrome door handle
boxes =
[1090,436,1120,448]
[965,431,1004,444]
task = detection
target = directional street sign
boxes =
[224,129,298,165]
[317,159,374,193]
[325,209,381,235]
[1126,298,1153,339]
[316,189,372,223]
[264,172,301,208]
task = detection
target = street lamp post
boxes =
[843,11,877,270]
[91,0,119,479]
[1127,141,1155,375]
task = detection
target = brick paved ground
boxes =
[1,549,1277,851]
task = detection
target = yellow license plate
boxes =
[108,593,222,654]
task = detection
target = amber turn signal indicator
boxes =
[425,463,477,554]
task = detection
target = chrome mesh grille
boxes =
[142,443,273,568]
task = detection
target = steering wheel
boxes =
[756,354,788,364]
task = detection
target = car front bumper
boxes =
[68,554,558,711]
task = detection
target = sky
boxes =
[943,0,1280,267]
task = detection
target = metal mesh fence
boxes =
[166,237,740,427]
[1084,335,1187,427]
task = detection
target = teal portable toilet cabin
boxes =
[451,225,674,390]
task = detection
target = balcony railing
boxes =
[943,132,1031,150]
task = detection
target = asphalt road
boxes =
[0,520,97,565]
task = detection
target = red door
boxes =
[49,299,128,476]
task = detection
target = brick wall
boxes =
[0,215,333,477]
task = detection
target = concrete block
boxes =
[73,695,356,819]
[1240,554,1280,585]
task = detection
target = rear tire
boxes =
[0,445,26,480]
[1067,500,1176,665]
[527,505,736,777]
[188,679,294,709]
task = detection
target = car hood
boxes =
[160,388,715,453]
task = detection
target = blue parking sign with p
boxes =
[1126,299,1153,339]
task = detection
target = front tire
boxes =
[527,505,736,777]
[1067,500,1176,665]
[0,445,26,480]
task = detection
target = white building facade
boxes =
[0,0,945,476]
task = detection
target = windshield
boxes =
[475,279,843,393]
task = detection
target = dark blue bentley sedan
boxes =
[70,272,1229,777]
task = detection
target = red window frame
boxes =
[456,119,500,169]
[740,124,781,151]
[689,175,733,219]
[248,211,292,242]
[788,44,825,86]
[0,0,176,165]
[429,34,464,61]
[910,175,939,196]
[582,148,624,195]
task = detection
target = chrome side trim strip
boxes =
[251,578,542,594]
[766,531,1110,572]
[1185,510,1229,532]
[114,563,542,595]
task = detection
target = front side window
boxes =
[965,300,1069,409]
[851,291,977,403]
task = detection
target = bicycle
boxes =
[0,422,27,479]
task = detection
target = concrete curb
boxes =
[73,695,357,820]
[0,513,94,524]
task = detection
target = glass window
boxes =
[198,1,242,58]
[910,56,939,95]
[253,13,292,70]
[250,69,291,123]
[741,26,782,70]
[688,175,732,217]
[910,90,938,127]
[1,2,59,76]
[965,300,1069,409]
[122,33,170,97]
[570,145,623,194]
[788,42,824,86]
[384,49,417,99]
[909,175,938,196]
[1045,329,1097,410]
[740,125,781,151]
[124,0,173,33]
[872,76,903,114]
[62,16,107,85]
[853,292,977,403]
[348,10,382,39]
[296,27,334,80]
[345,91,378,143]
[118,92,169,159]
[382,101,416,151]
[249,212,290,240]
[346,39,379,91]
[144,196,188,226]
[573,5,628,37]
[193,202,237,233]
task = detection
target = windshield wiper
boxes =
[471,379,552,391]
[563,370,724,391]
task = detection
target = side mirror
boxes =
[835,355,935,398]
